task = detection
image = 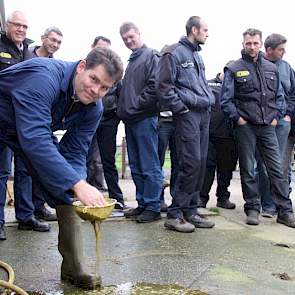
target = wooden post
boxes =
[121,137,126,179]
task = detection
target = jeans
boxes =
[0,147,13,225]
[168,110,210,219]
[158,119,178,201]
[201,137,237,202]
[97,115,124,204]
[125,116,163,212]
[13,155,35,221]
[282,134,295,193]
[257,118,290,213]
[235,123,293,215]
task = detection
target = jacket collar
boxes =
[129,44,147,61]
[179,36,202,52]
[241,49,264,64]
[0,32,34,50]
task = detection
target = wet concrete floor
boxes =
[1,211,295,295]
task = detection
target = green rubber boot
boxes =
[56,205,101,290]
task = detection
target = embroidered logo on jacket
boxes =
[0,52,12,58]
[236,70,250,77]
[181,61,194,68]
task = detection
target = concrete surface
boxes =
[1,172,295,295]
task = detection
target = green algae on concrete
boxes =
[210,266,254,284]
[46,282,209,295]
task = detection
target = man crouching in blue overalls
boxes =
[0,47,123,289]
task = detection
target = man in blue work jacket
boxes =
[0,47,123,289]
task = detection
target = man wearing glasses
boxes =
[0,11,50,241]
[25,26,63,59]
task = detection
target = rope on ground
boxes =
[0,260,29,295]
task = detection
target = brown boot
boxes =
[56,205,101,290]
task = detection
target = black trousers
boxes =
[96,114,124,203]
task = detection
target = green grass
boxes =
[115,149,172,172]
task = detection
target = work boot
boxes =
[164,218,195,233]
[0,223,6,241]
[185,214,215,228]
[56,205,101,290]
[277,212,295,228]
[197,197,208,208]
[216,198,236,209]
[136,210,161,223]
[246,210,259,226]
[35,206,57,221]
[18,216,50,232]
[124,207,145,219]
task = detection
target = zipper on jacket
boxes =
[61,97,78,130]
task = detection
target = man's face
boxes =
[121,28,143,51]
[243,34,262,59]
[41,31,63,55]
[266,43,286,61]
[74,61,115,105]
[5,12,28,45]
[193,19,209,45]
[92,39,110,49]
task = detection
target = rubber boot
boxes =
[56,205,101,290]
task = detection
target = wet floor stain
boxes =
[210,266,254,284]
[272,272,294,281]
[28,282,209,295]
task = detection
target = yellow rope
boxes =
[0,261,29,295]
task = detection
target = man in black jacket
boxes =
[0,11,49,241]
[118,22,163,223]
[199,66,238,210]
[221,28,295,228]
[157,16,215,233]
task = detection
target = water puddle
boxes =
[27,282,209,294]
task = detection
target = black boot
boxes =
[198,197,208,208]
[246,210,259,226]
[0,223,6,241]
[216,198,236,209]
[56,205,101,290]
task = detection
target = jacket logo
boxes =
[236,70,250,77]
[0,52,12,58]
[181,61,194,68]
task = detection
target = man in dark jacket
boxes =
[157,16,215,233]
[199,67,238,210]
[0,47,123,289]
[0,10,50,241]
[88,36,127,210]
[221,28,295,228]
[23,26,64,222]
[256,33,295,217]
[118,22,163,223]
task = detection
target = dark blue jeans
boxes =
[97,115,124,203]
[0,147,13,225]
[236,123,293,215]
[257,118,290,213]
[125,116,163,212]
[158,119,178,201]
[0,147,36,223]
[168,110,210,219]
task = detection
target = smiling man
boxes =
[0,47,123,289]
[26,26,63,58]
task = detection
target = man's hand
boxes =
[284,115,291,122]
[237,117,247,126]
[271,118,278,126]
[72,180,106,206]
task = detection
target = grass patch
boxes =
[209,207,220,214]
